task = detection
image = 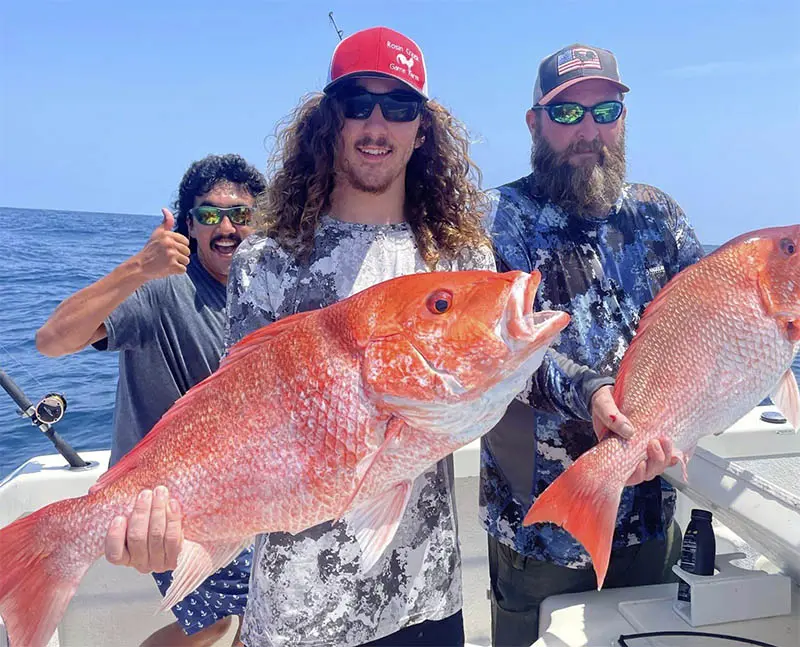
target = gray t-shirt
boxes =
[95,255,227,465]
[225,216,495,647]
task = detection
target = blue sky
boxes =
[1,0,798,244]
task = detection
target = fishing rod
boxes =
[328,11,344,41]
[0,366,89,469]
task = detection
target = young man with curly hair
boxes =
[221,27,491,646]
[36,153,266,647]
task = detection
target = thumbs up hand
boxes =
[160,208,175,232]
[135,208,192,280]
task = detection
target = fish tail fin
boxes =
[0,498,98,647]
[523,450,625,590]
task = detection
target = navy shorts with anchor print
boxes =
[152,546,253,635]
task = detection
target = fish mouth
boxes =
[500,271,570,349]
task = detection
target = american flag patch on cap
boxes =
[557,47,602,75]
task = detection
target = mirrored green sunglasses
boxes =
[189,205,255,226]
[534,100,624,125]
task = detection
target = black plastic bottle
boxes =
[677,508,716,602]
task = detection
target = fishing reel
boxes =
[32,392,68,425]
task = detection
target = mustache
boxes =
[355,136,391,149]
[211,234,242,246]
[567,138,604,156]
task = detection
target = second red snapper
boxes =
[524,225,800,589]
[0,269,569,647]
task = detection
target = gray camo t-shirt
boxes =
[225,215,495,647]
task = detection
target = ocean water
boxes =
[0,207,797,478]
[0,207,161,478]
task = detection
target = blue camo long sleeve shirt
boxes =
[480,175,704,568]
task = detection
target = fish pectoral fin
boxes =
[337,417,406,521]
[344,480,413,573]
[771,369,800,431]
[158,536,253,612]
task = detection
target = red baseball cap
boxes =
[324,26,429,99]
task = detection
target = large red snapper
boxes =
[0,269,569,647]
[524,225,800,589]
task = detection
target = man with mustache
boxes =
[481,44,705,645]
[36,153,265,647]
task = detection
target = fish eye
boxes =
[426,290,453,314]
[781,238,796,256]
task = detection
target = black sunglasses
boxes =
[189,205,255,226]
[533,100,624,125]
[337,89,424,123]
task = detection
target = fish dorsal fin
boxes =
[344,480,413,573]
[613,269,690,401]
[771,369,800,431]
[89,425,164,493]
[614,282,675,405]
[158,537,253,612]
[90,383,218,493]
[91,311,319,494]
[89,360,228,493]
[221,309,317,367]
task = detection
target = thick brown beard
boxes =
[530,123,627,219]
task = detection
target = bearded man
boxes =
[481,43,705,646]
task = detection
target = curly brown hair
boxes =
[256,92,490,266]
